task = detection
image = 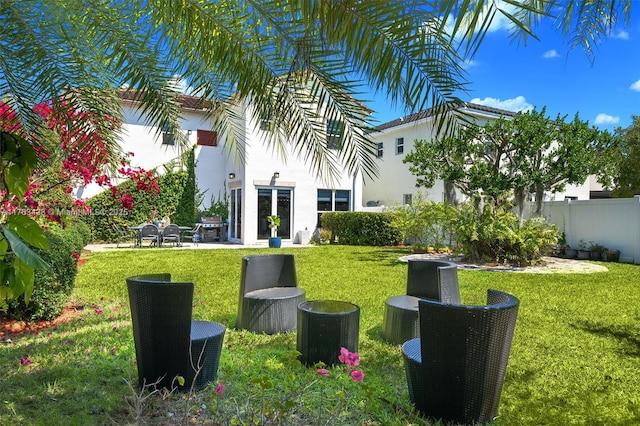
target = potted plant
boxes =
[589,242,606,261]
[606,248,620,262]
[564,245,578,259]
[577,240,591,260]
[267,215,281,248]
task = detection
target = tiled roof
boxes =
[373,101,517,131]
[117,88,214,111]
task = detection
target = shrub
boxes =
[453,203,559,266]
[5,225,83,321]
[387,192,457,250]
[86,167,190,242]
[320,212,401,246]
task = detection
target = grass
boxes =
[2,245,640,425]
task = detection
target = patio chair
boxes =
[402,289,519,424]
[126,274,226,391]
[139,223,161,247]
[185,224,201,246]
[381,259,460,344]
[112,223,136,248]
[236,254,306,334]
[162,224,182,247]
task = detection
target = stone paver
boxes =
[399,254,608,274]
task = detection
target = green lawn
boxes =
[2,246,640,425]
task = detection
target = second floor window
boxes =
[396,137,404,155]
[377,142,384,158]
[162,124,175,145]
[327,119,344,149]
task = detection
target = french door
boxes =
[257,188,291,240]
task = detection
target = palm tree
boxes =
[0,0,633,181]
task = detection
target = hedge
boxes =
[320,211,401,246]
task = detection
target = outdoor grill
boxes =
[195,216,227,242]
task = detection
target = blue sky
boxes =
[368,7,640,132]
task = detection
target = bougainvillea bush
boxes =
[0,98,158,308]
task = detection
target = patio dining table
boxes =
[128,224,191,247]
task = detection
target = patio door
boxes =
[257,188,291,240]
[229,188,242,240]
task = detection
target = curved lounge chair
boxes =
[127,274,225,391]
[382,259,460,344]
[402,289,519,424]
[236,254,306,334]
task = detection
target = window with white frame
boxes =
[161,124,175,145]
[377,142,384,158]
[327,119,344,150]
[317,189,351,227]
[395,137,404,155]
[259,111,273,131]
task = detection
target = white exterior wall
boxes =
[365,120,445,207]
[541,197,640,264]
[232,104,362,245]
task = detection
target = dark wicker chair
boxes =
[236,254,306,334]
[402,289,520,424]
[381,259,460,344]
[127,274,226,391]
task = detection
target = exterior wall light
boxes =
[228,172,236,179]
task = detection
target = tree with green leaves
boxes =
[404,108,607,216]
[606,116,640,197]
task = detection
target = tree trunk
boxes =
[444,180,458,206]
[514,187,526,221]
[534,183,544,216]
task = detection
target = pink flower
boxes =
[338,347,360,367]
[215,383,225,395]
[94,309,103,315]
[20,355,32,366]
[351,370,365,382]
[316,368,330,377]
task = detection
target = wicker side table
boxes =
[297,300,360,366]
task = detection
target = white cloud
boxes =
[469,95,533,112]
[542,49,560,59]
[630,79,640,92]
[462,59,479,69]
[611,29,630,40]
[440,0,519,39]
[594,113,620,125]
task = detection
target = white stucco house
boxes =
[80,91,362,246]
[363,102,592,209]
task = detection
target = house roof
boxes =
[117,88,214,111]
[373,101,517,132]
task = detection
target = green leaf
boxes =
[1,225,49,270]
[5,214,49,249]
[4,163,30,199]
[13,257,35,304]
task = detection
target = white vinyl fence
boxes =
[541,196,640,264]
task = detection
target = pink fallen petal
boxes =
[316,368,330,376]
[215,383,225,394]
[351,370,365,382]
